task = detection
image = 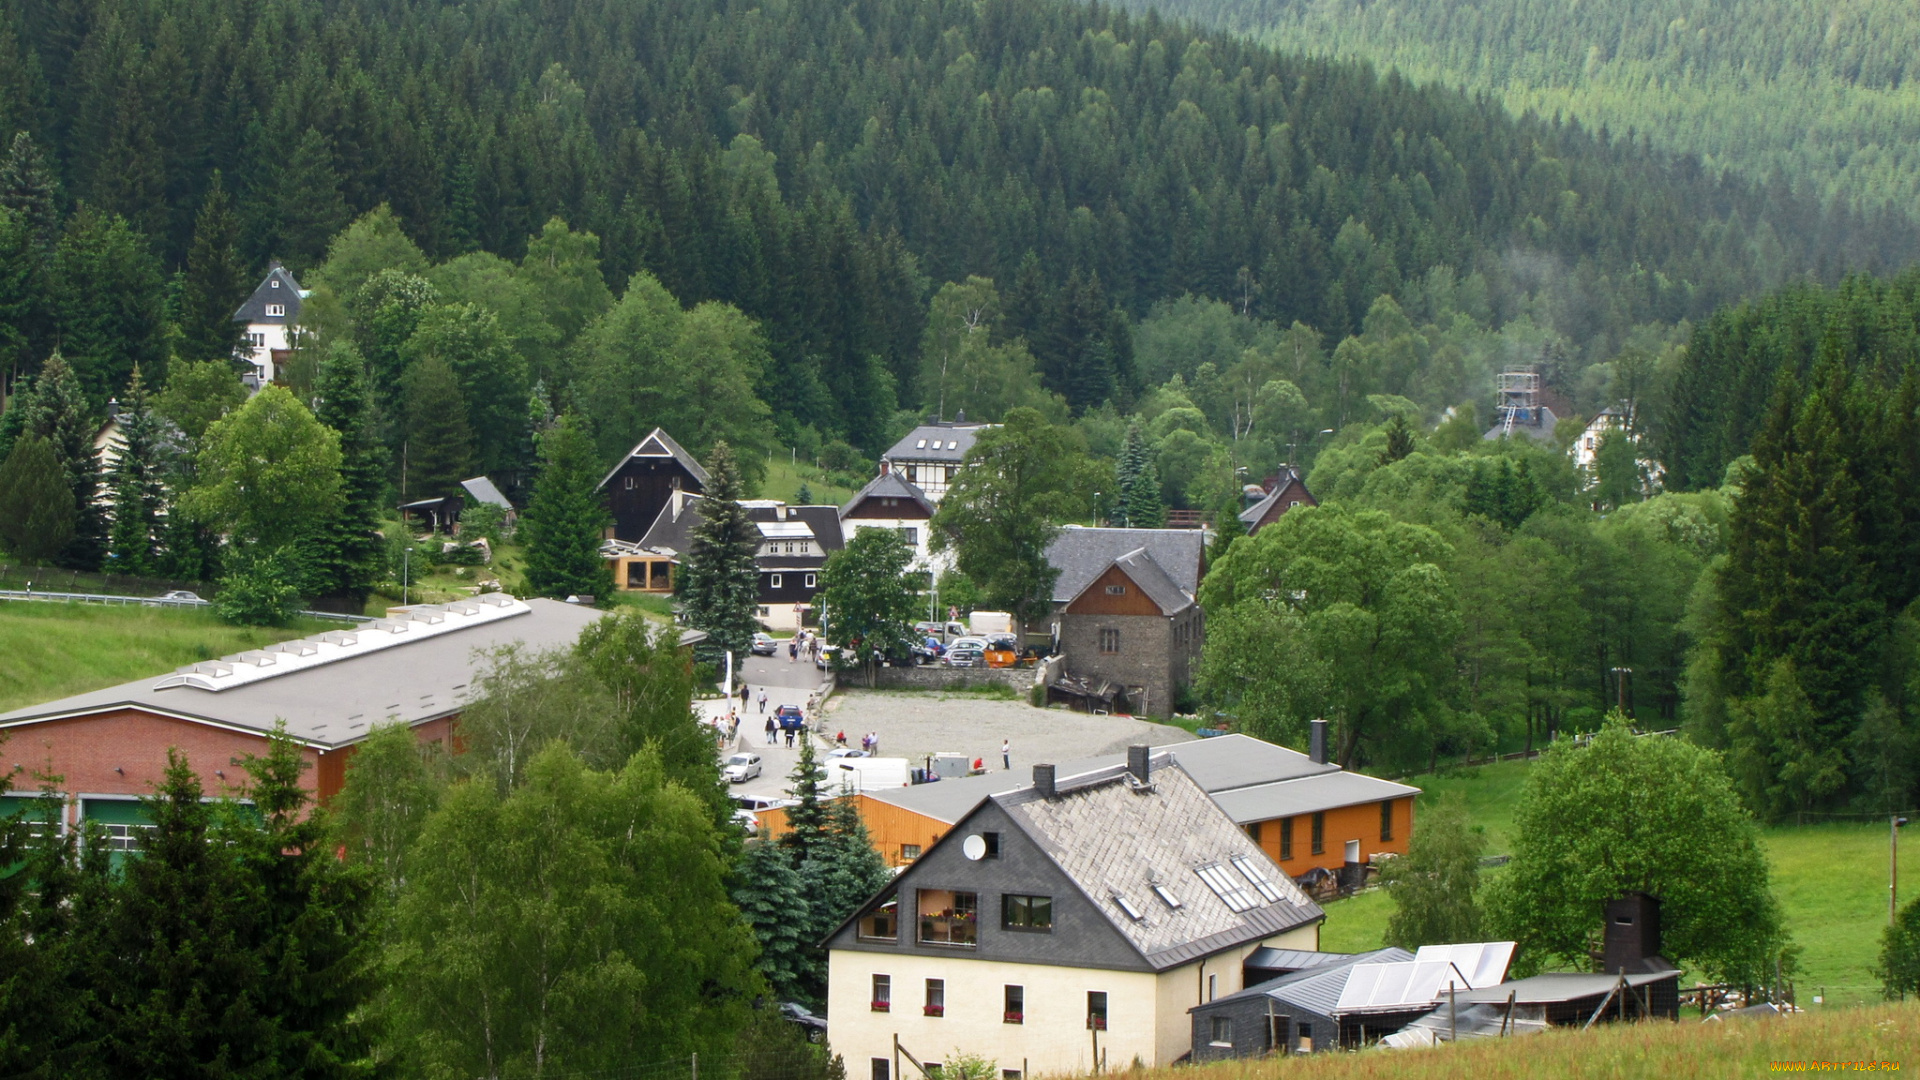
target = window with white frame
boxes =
[265,303,285,317]
[770,574,783,589]
[805,573,816,588]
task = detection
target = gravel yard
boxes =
[816,689,1196,773]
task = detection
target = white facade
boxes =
[1572,407,1666,490]
[892,460,959,504]
[844,519,946,575]
[238,319,294,386]
[827,927,1318,1079]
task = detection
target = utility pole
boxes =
[1895,816,1910,925]
[402,547,410,606]
[1610,666,1632,716]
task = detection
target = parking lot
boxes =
[713,681,1197,805]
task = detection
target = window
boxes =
[1381,799,1395,842]
[982,832,1000,858]
[624,476,635,490]
[1311,812,1325,855]
[1002,894,1052,931]
[770,574,783,588]
[1087,992,1108,1031]
[757,606,770,617]
[1099,628,1120,654]
[1231,855,1285,903]
[1112,893,1144,920]
[269,278,280,288]
[1195,864,1260,912]
[917,889,978,946]
[1210,1015,1233,1046]
[1280,817,1293,861]
[1247,821,1262,845]
[900,844,921,861]
[1207,973,1217,1000]
[873,1060,891,1080]
[265,303,285,317]
[859,899,898,941]
[1105,584,1127,595]
[1151,883,1182,909]
[901,527,919,546]
[924,979,945,1017]
[1004,985,1024,1024]
[872,974,891,1012]
[805,574,817,588]
[916,439,928,449]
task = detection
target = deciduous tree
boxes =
[818,526,920,685]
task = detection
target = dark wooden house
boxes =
[598,428,710,542]
[1238,468,1318,535]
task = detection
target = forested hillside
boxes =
[1134,0,1920,216]
[1,0,1915,456]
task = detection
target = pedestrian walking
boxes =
[789,638,798,661]
[784,725,796,748]
[758,689,768,713]
[1001,739,1011,770]
[765,717,776,745]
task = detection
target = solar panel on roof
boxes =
[1411,942,1516,988]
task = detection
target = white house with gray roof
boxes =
[878,418,995,504]
[825,748,1324,1079]
[231,264,308,388]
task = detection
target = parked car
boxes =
[814,643,840,669]
[731,794,793,813]
[732,809,762,834]
[722,753,764,783]
[160,590,204,603]
[945,647,983,667]
[775,704,806,729]
[780,1002,828,1042]
[949,636,988,652]
[750,632,779,657]
[982,632,1019,652]
[909,642,943,666]
[826,748,868,759]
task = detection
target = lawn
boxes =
[0,602,327,713]
[1161,1001,1917,1080]
[757,456,860,506]
[1317,757,1897,1008]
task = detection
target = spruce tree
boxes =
[777,736,830,867]
[1114,421,1148,525]
[1209,491,1247,564]
[733,832,813,1003]
[313,343,388,599]
[678,441,761,662]
[273,128,350,275]
[0,434,76,561]
[521,412,612,598]
[178,173,250,363]
[49,205,169,410]
[106,367,167,576]
[1122,457,1164,529]
[0,131,59,252]
[400,354,474,503]
[13,354,106,568]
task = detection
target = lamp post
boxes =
[1895,816,1910,925]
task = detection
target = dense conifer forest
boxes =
[1134,0,1920,216]
[1,0,1916,454]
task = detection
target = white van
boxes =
[825,757,912,791]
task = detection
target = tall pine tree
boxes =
[521,412,612,598]
[678,441,760,662]
[106,366,167,576]
[178,173,249,364]
[399,355,474,503]
[12,354,106,568]
[313,343,387,599]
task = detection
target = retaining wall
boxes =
[859,664,1037,692]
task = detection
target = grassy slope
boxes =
[1320,759,1894,1006]
[1171,1002,1917,1080]
[0,602,325,713]
[757,457,860,507]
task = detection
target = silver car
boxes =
[723,753,763,783]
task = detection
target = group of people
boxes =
[787,629,823,664]
[833,730,883,755]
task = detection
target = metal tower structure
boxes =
[1496,366,1540,435]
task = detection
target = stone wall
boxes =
[1057,612,1177,717]
[860,663,1038,692]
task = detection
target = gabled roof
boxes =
[232,264,304,324]
[637,490,705,555]
[461,476,512,509]
[883,421,993,464]
[633,494,846,561]
[839,470,935,519]
[987,757,1322,970]
[596,428,711,492]
[0,599,602,749]
[1045,527,1204,604]
[1066,546,1194,615]
[1238,469,1312,526]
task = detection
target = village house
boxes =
[614,489,845,629]
[761,732,1419,881]
[598,427,710,543]
[824,748,1326,1079]
[1238,467,1317,535]
[878,417,995,504]
[1041,526,1206,718]
[231,264,307,389]
[1570,405,1665,492]
[0,597,603,841]
[839,470,942,574]
[401,475,514,534]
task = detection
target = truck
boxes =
[968,610,1014,636]
[823,757,912,791]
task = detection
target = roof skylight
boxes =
[1231,855,1286,903]
[1151,884,1182,909]
[1113,893,1145,921]
[1195,864,1260,913]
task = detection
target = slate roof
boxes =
[1045,526,1205,604]
[637,491,704,555]
[460,476,512,509]
[596,428,712,492]
[0,599,603,749]
[633,495,844,563]
[992,757,1323,970]
[1483,407,1561,444]
[865,733,1344,823]
[232,265,304,324]
[1209,771,1422,825]
[1238,469,1312,526]
[839,470,935,519]
[1204,948,1414,1015]
[883,422,993,464]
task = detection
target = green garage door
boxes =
[82,798,156,864]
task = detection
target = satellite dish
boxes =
[962,834,988,861]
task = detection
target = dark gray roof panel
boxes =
[597,428,712,492]
[839,470,935,518]
[1046,527,1204,603]
[883,423,993,464]
[1101,546,1194,615]
[1210,771,1422,825]
[232,265,304,324]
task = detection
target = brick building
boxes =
[0,597,601,839]
[1042,527,1207,717]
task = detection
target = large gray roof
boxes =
[634,495,843,561]
[1206,948,1415,1015]
[461,475,512,509]
[993,757,1323,970]
[882,422,993,464]
[1458,969,1680,1005]
[1045,526,1204,603]
[1210,771,1422,825]
[839,470,934,519]
[1103,547,1194,615]
[0,598,603,749]
[866,733,1348,824]
[232,265,304,324]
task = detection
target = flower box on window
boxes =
[923,1004,945,1017]
[1003,1011,1023,1024]
[1086,1017,1107,1031]
[871,1001,889,1012]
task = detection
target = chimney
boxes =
[1602,893,1661,974]
[1032,764,1056,799]
[879,457,891,474]
[1309,719,1328,765]
[955,409,967,423]
[1127,745,1151,783]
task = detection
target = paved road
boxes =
[703,653,836,804]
